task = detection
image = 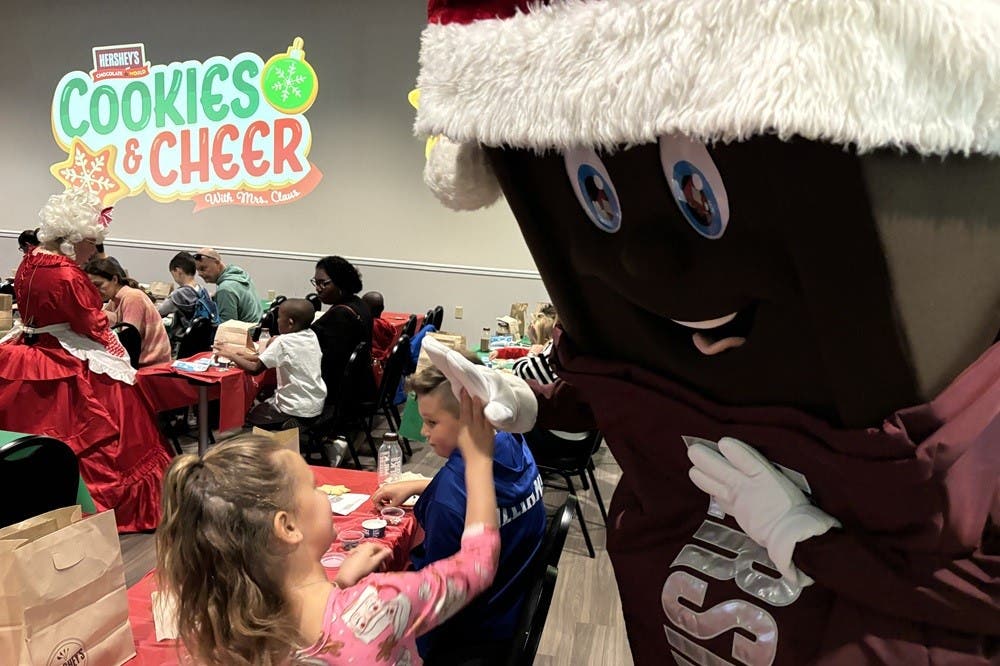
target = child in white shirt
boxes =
[214,298,327,424]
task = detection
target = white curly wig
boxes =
[36,187,111,258]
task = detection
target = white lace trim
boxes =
[3,321,137,385]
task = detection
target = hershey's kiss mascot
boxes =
[416,1,1000,664]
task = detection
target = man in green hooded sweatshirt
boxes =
[193,247,263,324]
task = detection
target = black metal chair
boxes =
[301,341,374,468]
[360,334,413,458]
[504,496,576,666]
[175,316,216,358]
[306,293,322,311]
[402,314,418,338]
[424,308,435,329]
[0,436,81,528]
[524,430,607,558]
[111,322,142,369]
[432,304,444,330]
[255,307,279,341]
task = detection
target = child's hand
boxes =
[372,482,414,508]
[334,543,392,587]
[457,390,495,462]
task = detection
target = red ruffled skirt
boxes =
[0,338,171,532]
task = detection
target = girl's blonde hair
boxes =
[36,187,110,258]
[156,436,304,666]
[528,305,557,345]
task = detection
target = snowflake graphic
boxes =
[50,140,126,206]
[61,149,117,195]
[271,61,307,102]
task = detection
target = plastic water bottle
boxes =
[377,432,403,486]
[258,327,270,350]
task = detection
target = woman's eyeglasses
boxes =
[310,278,333,288]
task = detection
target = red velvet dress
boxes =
[0,251,171,532]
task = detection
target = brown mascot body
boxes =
[416,1,1000,663]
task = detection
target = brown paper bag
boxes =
[415,331,467,374]
[509,303,529,339]
[214,319,257,350]
[147,281,173,299]
[253,426,300,455]
[0,507,135,666]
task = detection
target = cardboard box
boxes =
[0,294,12,311]
[213,320,257,350]
[0,311,13,333]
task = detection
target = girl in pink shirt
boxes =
[84,258,171,366]
[157,390,501,665]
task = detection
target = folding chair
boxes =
[524,430,607,558]
[504,496,576,666]
[0,436,81,528]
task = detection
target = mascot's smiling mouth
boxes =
[669,303,758,355]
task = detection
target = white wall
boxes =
[0,232,549,345]
[1,1,548,341]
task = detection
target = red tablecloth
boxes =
[125,467,419,665]
[135,353,264,432]
[383,311,425,341]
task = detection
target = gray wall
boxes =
[1,1,547,342]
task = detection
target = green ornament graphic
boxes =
[261,37,318,114]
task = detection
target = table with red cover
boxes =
[125,467,420,665]
[135,353,264,432]
[382,311,425,341]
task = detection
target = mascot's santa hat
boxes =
[414,0,1000,210]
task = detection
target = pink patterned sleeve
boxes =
[391,524,500,637]
[322,526,500,660]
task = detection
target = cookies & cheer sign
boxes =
[50,38,322,211]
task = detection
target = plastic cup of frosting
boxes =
[321,551,346,568]
[380,506,405,525]
[337,529,364,550]
[361,519,387,539]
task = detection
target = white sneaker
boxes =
[323,439,347,467]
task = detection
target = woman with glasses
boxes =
[311,255,376,409]
[0,187,171,532]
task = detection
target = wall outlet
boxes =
[454,305,464,319]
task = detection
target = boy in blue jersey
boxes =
[372,355,546,664]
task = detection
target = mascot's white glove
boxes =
[422,336,538,432]
[687,437,840,587]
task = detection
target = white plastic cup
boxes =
[362,519,387,539]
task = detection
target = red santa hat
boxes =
[415,0,1000,210]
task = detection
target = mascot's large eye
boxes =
[659,134,729,239]
[564,148,622,233]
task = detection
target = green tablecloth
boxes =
[0,430,97,513]
[398,393,427,444]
